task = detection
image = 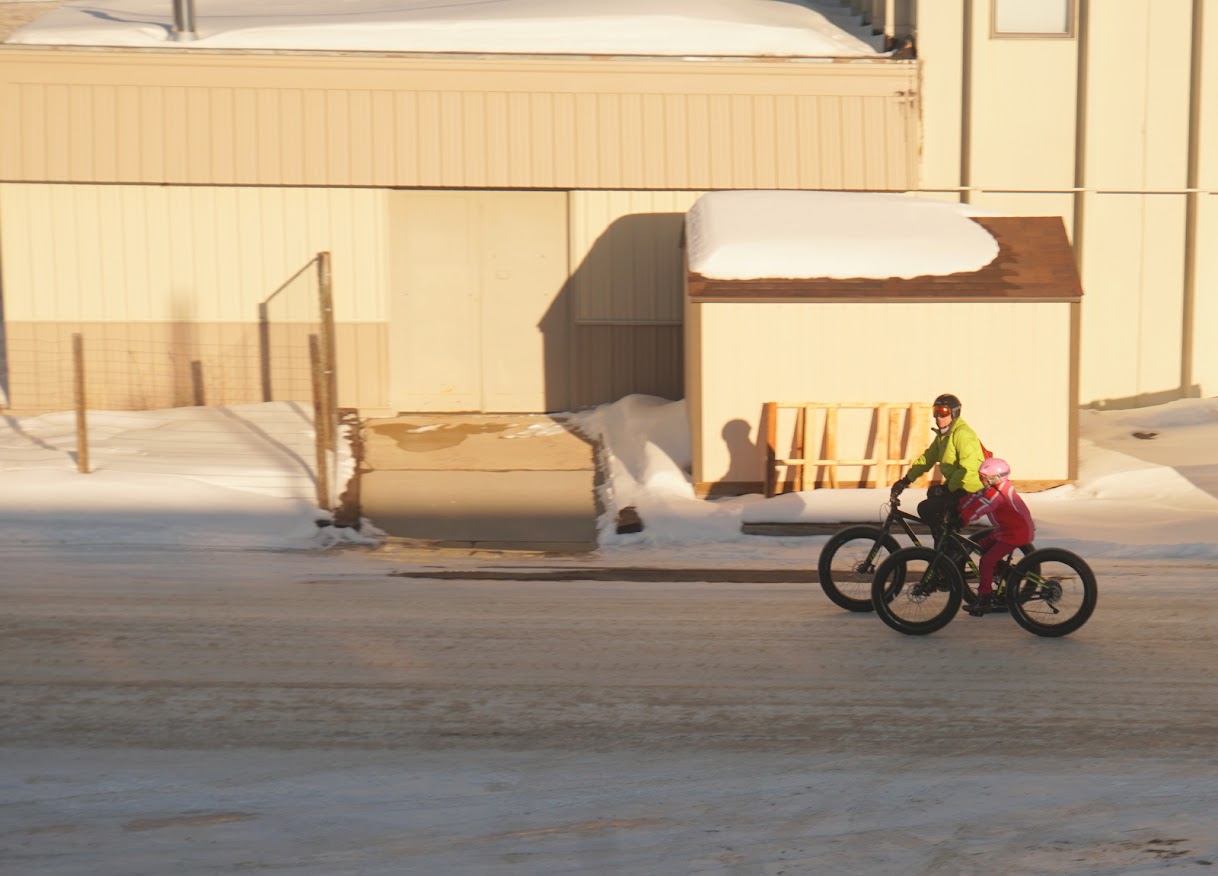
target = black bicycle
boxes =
[869,524,1098,637]
[816,495,1033,612]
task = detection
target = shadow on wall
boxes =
[539,212,687,412]
[722,417,764,485]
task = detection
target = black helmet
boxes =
[933,393,961,421]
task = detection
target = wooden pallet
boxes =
[762,401,933,497]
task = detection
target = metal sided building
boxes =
[2,0,1215,424]
[0,5,918,415]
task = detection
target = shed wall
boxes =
[688,300,1077,492]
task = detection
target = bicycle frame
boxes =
[925,527,1012,596]
[883,506,924,545]
[865,498,985,573]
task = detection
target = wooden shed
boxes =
[683,192,1084,497]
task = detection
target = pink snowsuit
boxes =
[958,479,1035,596]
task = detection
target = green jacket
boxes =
[905,417,985,494]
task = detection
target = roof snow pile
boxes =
[685,191,1004,281]
[4,0,885,57]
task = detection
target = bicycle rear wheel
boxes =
[1007,547,1097,637]
[817,526,899,612]
[871,546,962,636]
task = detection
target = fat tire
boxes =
[871,546,962,636]
[1006,547,1097,637]
[817,526,899,612]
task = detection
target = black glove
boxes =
[889,477,910,498]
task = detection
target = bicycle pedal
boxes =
[967,596,994,616]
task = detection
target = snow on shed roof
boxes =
[685,191,1004,281]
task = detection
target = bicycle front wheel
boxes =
[871,546,962,636]
[1007,547,1098,637]
[817,526,899,612]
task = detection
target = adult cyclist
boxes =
[888,392,987,543]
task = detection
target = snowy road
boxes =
[2,546,1217,874]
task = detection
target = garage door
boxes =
[387,190,569,412]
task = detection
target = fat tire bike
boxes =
[870,529,1098,637]
[816,495,1033,613]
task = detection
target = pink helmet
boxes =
[979,457,1010,481]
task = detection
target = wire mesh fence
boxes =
[0,253,343,511]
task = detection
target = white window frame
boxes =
[991,0,1076,39]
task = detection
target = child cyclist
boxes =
[956,457,1035,617]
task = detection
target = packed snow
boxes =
[4,0,885,56]
[0,401,375,550]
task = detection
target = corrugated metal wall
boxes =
[918,0,1218,407]
[0,51,919,191]
[0,183,388,322]
[0,48,920,414]
[0,183,389,412]
[569,191,705,324]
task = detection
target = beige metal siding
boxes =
[386,190,570,413]
[0,182,391,412]
[1,319,386,414]
[917,0,1218,406]
[968,30,1078,193]
[570,191,705,324]
[0,50,919,191]
[1195,0,1218,397]
[1075,0,1194,407]
[568,324,683,411]
[0,183,388,322]
[0,45,923,416]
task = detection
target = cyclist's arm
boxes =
[957,488,994,526]
[903,439,940,483]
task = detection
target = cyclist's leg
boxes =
[969,537,1017,616]
[917,489,954,545]
[975,534,1000,594]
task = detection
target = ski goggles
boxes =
[933,404,954,418]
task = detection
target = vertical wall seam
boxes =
[1072,0,1090,256]
[1181,0,1204,396]
[959,0,973,203]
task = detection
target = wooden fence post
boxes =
[72,333,89,474]
[763,402,778,497]
[309,335,331,512]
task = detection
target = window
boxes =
[992,0,1075,38]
